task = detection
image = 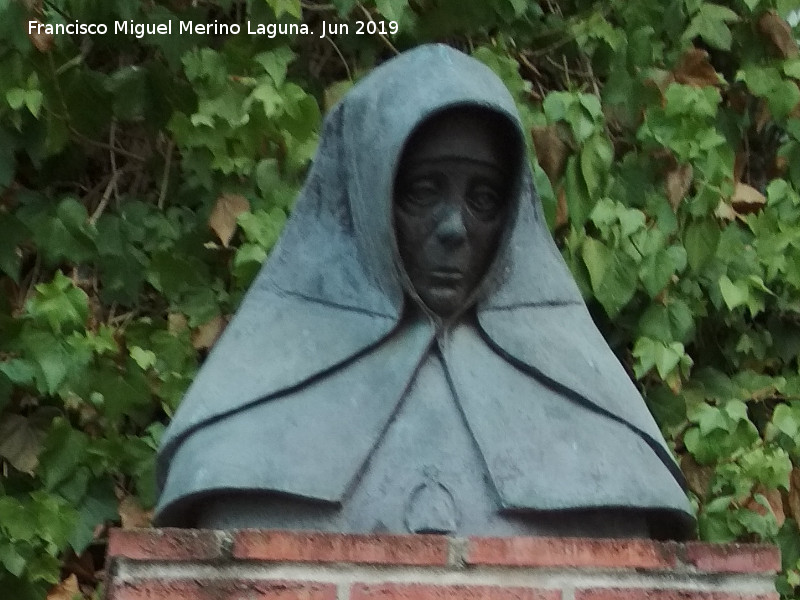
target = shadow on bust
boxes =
[154,44,696,541]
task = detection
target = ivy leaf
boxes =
[738,65,800,119]
[233,243,268,285]
[82,366,153,426]
[639,248,676,298]
[37,419,89,493]
[684,219,720,272]
[172,285,219,328]
[0,359,36,386]
[719,275,750,310]
[265,0,301,19]
[129,346,157,371]
[698,495,738,541]
[0,542,27,577]
[580,134,613,198]
[572,13,625,53]
[566,101,596,143]
[565,156,594,227]
[776,520,800,570]
[238,208,287,251]
[68,479,118,554]
[579,93,603,120]
[146,252,210,300]
[0,497,35,544]
[248,82,282,118]
[769,404,800,442]
[683,3,739,50]
[472,47,529,101]
[784,58,800,79]
[18,197,97,266]
[664,84,722,118]
[694,403,730,435]
[25,271,89,335]
[6,88,25,110]
[375,0,408,22]
[254,48,295,88]
[21,330,85,395]
[543,91,569,122]
[279,87,321,142]
[255,159,282,197]
[737,496,781,538]
[582,237,638,317]
[24,90,42,118]
[638,299,695,344]
[647,386,688,430]
[633,337,691,379]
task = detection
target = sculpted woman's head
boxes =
[392,107,520,319]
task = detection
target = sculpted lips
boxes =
[428,269,465,285]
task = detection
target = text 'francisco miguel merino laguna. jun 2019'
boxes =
[28,18,400,39]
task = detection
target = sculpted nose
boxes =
[436,205,467,247]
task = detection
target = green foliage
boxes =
[2,0,800,597]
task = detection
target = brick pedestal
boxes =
[105,529,780,600]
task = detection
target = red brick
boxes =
[576,589,778,600]
[107,529,225,561]
[351,584,559,600]
[466,537,677,570]
[108,579,336,600]
[233,530,449,566]
[685,542,781,574]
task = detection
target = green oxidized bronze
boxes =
[155,44,695,540]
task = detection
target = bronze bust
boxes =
[154,44,695,539]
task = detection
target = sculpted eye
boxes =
[468,184,504,219]
[398,177,440,210]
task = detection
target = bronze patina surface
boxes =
[155,44,695,540]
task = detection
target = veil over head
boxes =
[155,44,694,538]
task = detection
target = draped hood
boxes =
[155,44,694,537]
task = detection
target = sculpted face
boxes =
[393,109,516,318]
